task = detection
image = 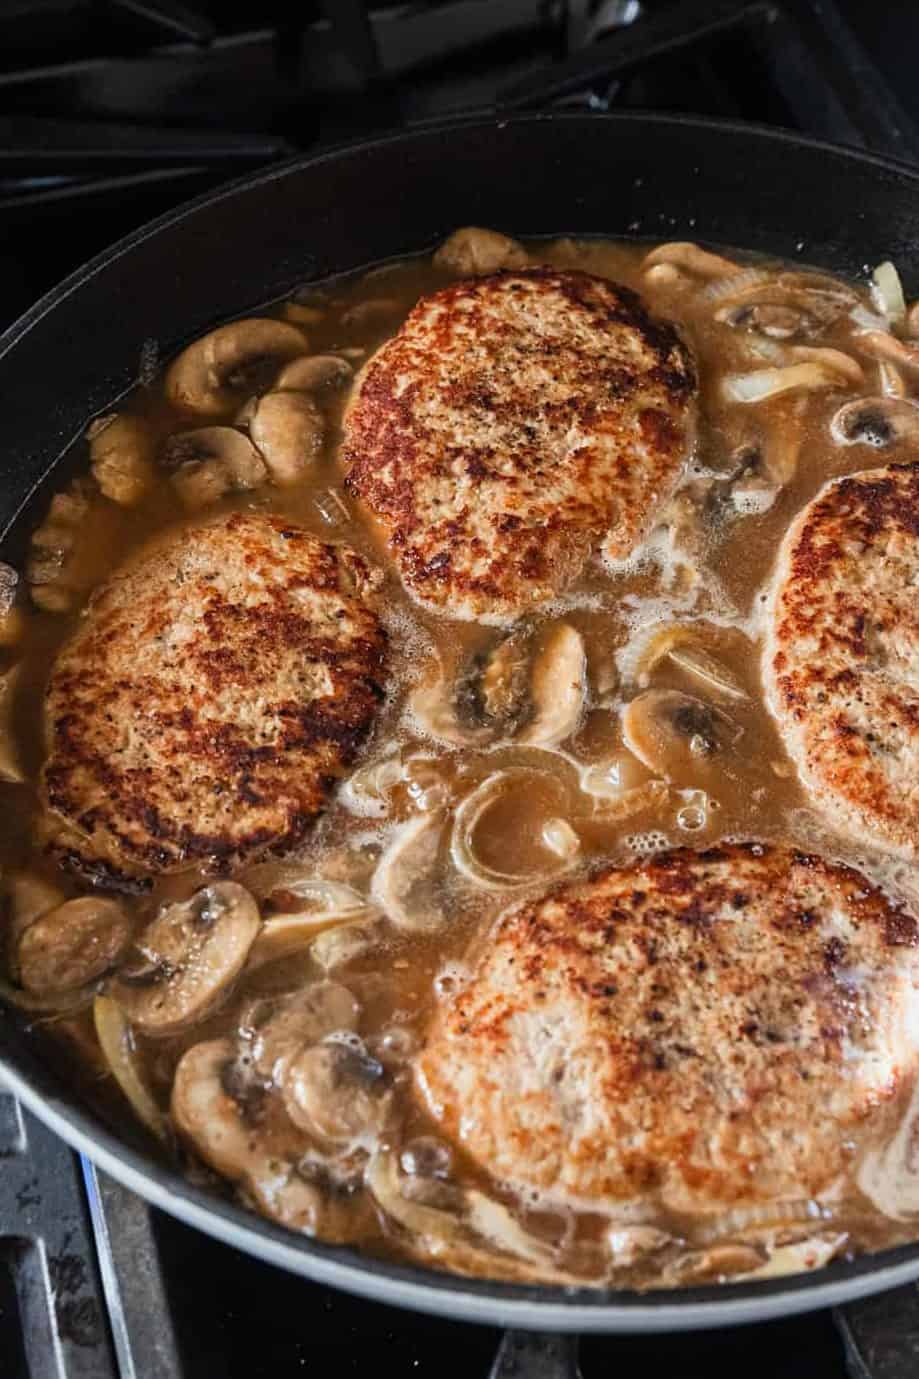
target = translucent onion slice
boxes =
[93,995,169,1141]
[696,1198,826,1244]
[871,260,907,325]
[366,1151,576,1280]
[618,624,747,701]
[722,362,840,403]
[734,1234,847,1282]
[371,813,448,930]
[789,345,864,387]
[449,771,576,893]
[247,892,375,971]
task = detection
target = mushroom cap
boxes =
[165,319,307,418]
[249,391,324,485]
[111,882,259,1034]
[18,896,132,994]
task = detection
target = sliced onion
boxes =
[248,906,374,971]
[699,267,772,304]
[340,754,403,818]
[879,360,907,398]
[93,995,168,1141]
[871,260,907,325]
[850,303,889,332]
[366,1151,575,1279]
[449,771,575,893]
[789,345,864,387]
[722,363,839,403]
[734,1234,847,1281]
[696,1198,826,1244]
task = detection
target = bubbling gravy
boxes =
[3,228,919,1288]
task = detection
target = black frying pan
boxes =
[2,112,919,1340]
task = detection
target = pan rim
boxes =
[4,109,919,1328]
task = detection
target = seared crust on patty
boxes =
[343,269,695,621]
[42,511,386,884]
[764,462,919,857]
[417,843,919,1214]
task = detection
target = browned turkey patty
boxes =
[417,844,919,1215]
[764,462,919,857]
[41,512,386,886]
[342,269,695,622]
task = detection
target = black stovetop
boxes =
[3,3,919,1376]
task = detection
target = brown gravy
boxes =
[2,231,918,1288]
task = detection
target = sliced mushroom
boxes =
[165,319,307,417]
[622,690,740,780]
[518,624,586,748]
[163,427,267,509]
[371,813,447,931]
[88,413,156,506]
[27,479,94,612]
[281,1042,388,1143]
[830,396,919,448]
[245,982,361,1081]
[17,896,132,995]
[433,227,529,275]
[111,882,259,1035]
[275,354,353,393]
[409,657,494,748]
[642,241,740,279]
[171,1039,325,1233]
[248,390,324,485]
[453,631,531,737]
[3,871,65,978]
